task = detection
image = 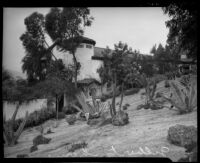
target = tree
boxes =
[20,8,94,87]
[20,12,49,84]
[99,42,132,114]
[45,7,93,88]
[162,2,197,59]
[34,59,77,127]
[150,43,174,74]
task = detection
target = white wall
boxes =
[62,43,103,81]
[3,99,47,121]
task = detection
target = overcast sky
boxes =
[3,7,170,75]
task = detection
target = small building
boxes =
[178,54,194,75]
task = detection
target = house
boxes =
[178,54,195,75]
[77,78,102,99]
[61,36,152,108]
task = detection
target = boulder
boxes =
[66,114,76,125]
[167,125,197,149]
[33,135,51,146]
[17,154,29,158]
[112,110,129,126]
[30,145,38,153]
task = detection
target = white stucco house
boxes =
[58,36,109,108]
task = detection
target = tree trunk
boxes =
[119,82,124,111]
[10,103,20,139]
[72,52,78,88]
[111,72,117,115]
[56,95,59,127]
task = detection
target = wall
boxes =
[62,43,103,81]
[3,99,47,121]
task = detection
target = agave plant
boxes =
[160,80,197,114]
[3,109,29,146]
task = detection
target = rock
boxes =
[76,112,86,121]
[87,118,102,126]
[66,140,87,153]
[177,156,189,162]
[45,128,54,134]
[66,114,76,125]
[177,145,197,162]
[16,154,29,158]
[167,125,197,148]
[30,145,38,153]
[123,105,128,110]
[33,135,51,146]
[188,145,197,162]
[112,110,129,126]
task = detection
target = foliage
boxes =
[20,8,93,87]
[20,12,48,83]
[45,7,93,88]
[150,44,176,74]
[162,2,197,59]
[160,80,197,114]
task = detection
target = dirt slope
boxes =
[4,81,197,161]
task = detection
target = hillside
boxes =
[4,81,197,161]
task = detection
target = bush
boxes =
[57,112,66,119]
[124,88,140,96]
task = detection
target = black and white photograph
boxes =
[2,3,197,162]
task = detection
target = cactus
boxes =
[3,107,29,146]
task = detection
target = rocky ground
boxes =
[4,81,197,161]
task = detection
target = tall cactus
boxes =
[3,106,29,146]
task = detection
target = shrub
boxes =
[57,112,66,119]
[124,88,140,96]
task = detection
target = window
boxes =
[78,44,84,48]
[86,44,92,49]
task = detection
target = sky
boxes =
[3,7,170,76]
